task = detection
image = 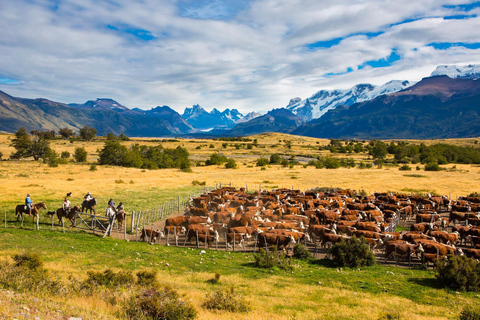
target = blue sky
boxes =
[1,0,480,114]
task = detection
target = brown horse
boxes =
[56,205,80,227]
[81,198,97,214]
[15,202,47,222]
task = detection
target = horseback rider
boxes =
[62,197,71,216]
[108,199,116,213]
[116,202,124,212]
[84,192,93,202]
[25,194,33,216]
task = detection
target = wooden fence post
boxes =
[233,231,236,252]
[225,232,228,251]
[174,226,178,246]
[196,230,199,249]
[150,224,154,243]
[166,228,170,246]
[61,218,65,233]
[51,213,54,231]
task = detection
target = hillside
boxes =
[227,108,304,136]
[293,76,480,139]
[0,91,195,136]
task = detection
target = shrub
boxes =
[225,158,237,169]
[126,286,197,320]
[254,247,293,270]
[209,144,215,148]
[424,162,441,171]
[74,147,88,163]
[13,252,43,270]
[329,236,376,268]
[43,149,60,167]
[0,253,63,294]
[83,268,134,289]
[435,255,480,292]
[460,306,480,320]
[61,151,70,159]
[293,243,311,260]
[256,157,270,167]
[399,164,411,171]
[270,153,282,164]
[89,164,97,171]
[205,153,227,166]
[191,180,206,186]
[136,270,158,287]
[202,286,250,313]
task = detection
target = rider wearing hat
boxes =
[84,192,93,201]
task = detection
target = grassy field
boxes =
[1,132,480,319]
[1,228,478,320]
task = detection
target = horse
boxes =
[106,207,126,230]
[15,202,47,222]
[82,198,97,214]
[56,205,80,227]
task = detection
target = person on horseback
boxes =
[116,202,124,212]
[108,199,116,213]
[62,197,71,216]
[84,192,93,202]
[25,194,33,216]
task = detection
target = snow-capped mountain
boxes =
[234,111,262,124]
[286,80,412,121]
[431,64,480,80]
[182,104,244,130]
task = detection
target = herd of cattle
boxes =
[141,187,480,265]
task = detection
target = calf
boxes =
[140,228,163,242]
[384,241,416,261]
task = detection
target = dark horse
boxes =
[81,198,97,214]
[56,205,80,227]
[15,202,47,222]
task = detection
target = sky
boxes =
[1,0,480,115]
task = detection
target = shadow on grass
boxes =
[408,277,443,290]
[309,258,336,268]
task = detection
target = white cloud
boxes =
[0,0,479,114]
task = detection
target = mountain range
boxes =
[0,64,479,139]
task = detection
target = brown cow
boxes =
[351,230,382,239]
[384,241,416,261]
[462,248,480,259]
[258,233,295,251]
[165,216,189,227]
[140,228,163,242]
[428,231,459,245]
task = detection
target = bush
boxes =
[460,306,480,320]
[270,153,282,164]
[293,243,311,260]
[83,269,134,289]
[136,270,158,287]
[192,180,206,186]
[61,151,70,159]
[205,153,227,166]
[89,164,97,171]
[399,164,411,171]
[435,255,480,292]
[202,286,250,313]
[0,253,63,294]
[13,252,43,270]
[43,149,60,167]
[126,286,197,320]
[329,236,376,268]
[225,158,237,169]
[256,157,270,167]
[74,147,88,163]
[425,162,441,171]
[254,247,292,270]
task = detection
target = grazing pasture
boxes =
[1,132,480,319]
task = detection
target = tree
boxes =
[10,127,51,160]
[74,147,88,163]
[79,126,97,141]
[59,127,74,139]
[225,158,237,169]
